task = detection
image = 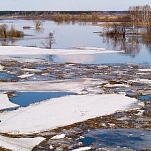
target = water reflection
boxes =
[102,35,141,58]
[53,51,151,65]
[142,30,151,53]
[57,54,95,64]
[0,38,16,46]
[0,19,151,64]
[0,19,102,49]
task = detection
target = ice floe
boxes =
[0,94,19,110]
[0,65,4,71]
[104,83,129,88]
[0,94,139,134]
[51,134,66,140]
[0,78,103,93]
[0,135,45,151]
[17,73,34,79]
[138,68,151,72]
[72,146,92,151]
[130,79,151,84]
[22,68,41,72]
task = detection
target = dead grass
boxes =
[0,24,24,38]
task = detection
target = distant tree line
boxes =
[0,11,128,16]
[0,11,129,23]
[129,5,151,27]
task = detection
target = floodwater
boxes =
[10,91,76,107]
[81,129,151,150]
[0,19,151,65]
[0,19,151,150]
[0,71,16,81]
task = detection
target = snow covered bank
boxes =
[0,94,139,134]
[0,135,45,151]
[0,94,19,110]
[0,46,122,55]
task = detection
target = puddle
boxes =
[138,95,151,101]
[81,129,151,150]
[0,72,16,81]
[10,92,76,107]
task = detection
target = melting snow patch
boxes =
[49,145,54,149]
[18,73,34,79]
[72,147,92,151]
[51,134,66,140]
[0,65,4,71]
[138,69,151,72]
[22,68,41,72]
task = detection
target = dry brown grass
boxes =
[0,24,24,38]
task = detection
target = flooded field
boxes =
[0,19,151,151]
[0,19,151,65]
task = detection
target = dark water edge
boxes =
[10,91,76,107]
[81,129,151,150]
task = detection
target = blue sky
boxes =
[0,0,151,11]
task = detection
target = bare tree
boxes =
[34,20,43,32]
[42,32,55,49]
[129,5,151,27]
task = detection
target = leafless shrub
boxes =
[34,20,43,32]
[7,25,24,38]
[41,32,55,49]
